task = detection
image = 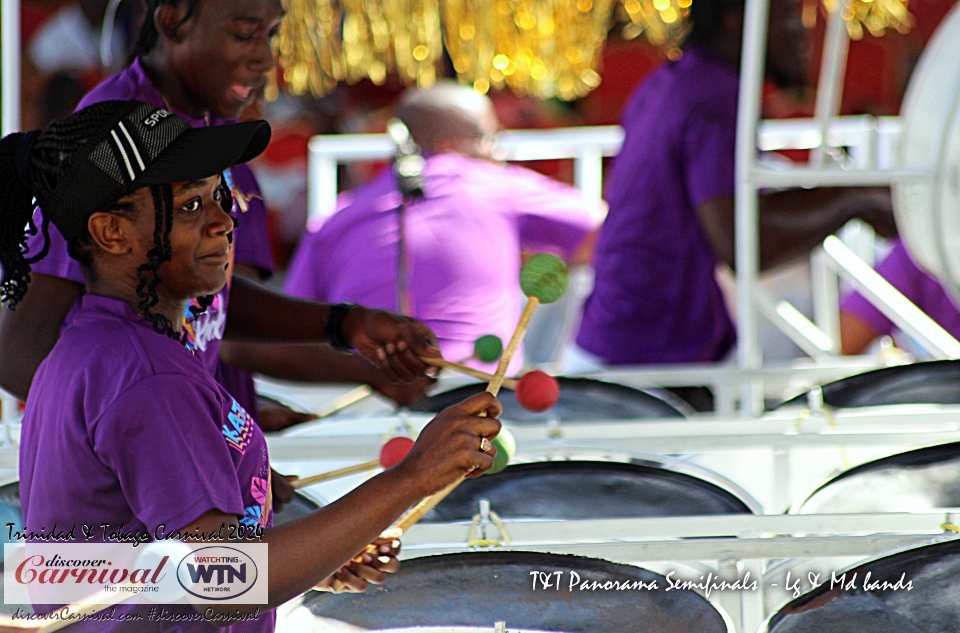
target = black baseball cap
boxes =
[43,100,271,241]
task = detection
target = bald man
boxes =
[285,81,601,373]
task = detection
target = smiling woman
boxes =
[133,0,283,121]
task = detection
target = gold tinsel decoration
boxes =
[273,0,913,100]
[442,0,613,100]
[276,0,442,96]
[620,0,691,59]
[822,0,914,39]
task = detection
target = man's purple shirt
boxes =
[285,153,598,373]
[576,46,738,364]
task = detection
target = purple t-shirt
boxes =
[841,238,960,341]
[284,153,597,374]
[25,59,273,411]
[20,295,274,632]
[576,46,738,364]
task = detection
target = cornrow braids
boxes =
[0,134,42,309]
[134,183,182,341]
[132,0,202,61]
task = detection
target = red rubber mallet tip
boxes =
[379,436,416,469]
[514,370,560,412]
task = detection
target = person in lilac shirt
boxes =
[285,82,600,375]
[574,0,896,371]
[840,238,960,355]
[1,100,502,632]
[0,0,432,434]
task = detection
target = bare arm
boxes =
[219,341,433,407]
[221,265,433,406]
[839,311,882,355]
[697,187,896,272]
[224,275,439,381]
[188,393,502,619]
[0,273,82,400]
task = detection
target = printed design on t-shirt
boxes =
[222,397,255,453]
[181,291,227,353]
[240,476,270,528]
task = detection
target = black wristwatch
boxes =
[326,303,357,352]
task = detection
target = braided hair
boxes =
[0,105,113,309]
[132,0,202,60]
[0,103,210,342]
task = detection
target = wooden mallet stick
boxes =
[419,356,517,389]
[292,435,416,489]
[314,384,375,419]
[291,460,380,489]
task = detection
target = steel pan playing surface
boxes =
[777,360,960,409]
[794,442,960,514]
[411,378,689,423]
[765,539,960,633]
[422,460,755,522]
[297,551,729,633]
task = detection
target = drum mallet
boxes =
[291,435,416,489]
[329,254,568,590]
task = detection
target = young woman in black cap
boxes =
[0,100,502,631]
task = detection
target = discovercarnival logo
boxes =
[176,546,258,601]
[4,542,268,605]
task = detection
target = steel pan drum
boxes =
[763,538,960,633]
[411,378,691,423]
[776,360,960,409]
[423,459,758,522]
[792,442,960,514]
[289,551,730,633]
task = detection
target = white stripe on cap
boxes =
[118,122,146,172]
[110,130,136,181]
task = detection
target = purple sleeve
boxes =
[230,164,275,277]
[91,374,246,533]
[24,209,85,283]
[509,168,600,258]
[216,359,259,421]
[682,107,737,208]
[839,240,920,337]
[283,229,327,301]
